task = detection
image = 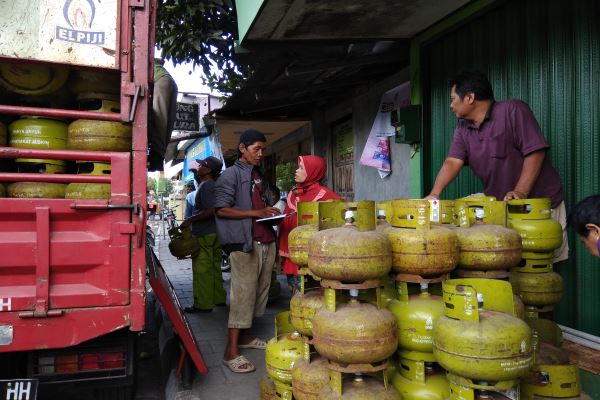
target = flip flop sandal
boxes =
[238,338,267,350]
[222,355,255,373]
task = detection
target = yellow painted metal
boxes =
[447,373,520,400]
[312,300,397,365]
[275,311,295,337]
[167,226,200,259]
[318,200,376,231]
[8,182,66,198]
[260,375,278,400]
[68,70,120,95]
[291,357,330,400]
[455,225,522,270]
[65,162,111,199]
[454,196,507,227]
[391,199,431,229]
[288,224,318,267]
[376,214,392,232]
[298,201,320,226]
[0,62,69,95]
[388,282,444,359]
[9,116,68,170]
[514,251,554,273]
[290,288,325,336]
[273,379,294,400]
[385,224,459,276]
[429,199,455,224]
[433,279,532,381]
[526,310,563,347]
[521,364,581,399]
[377,200,395,223]
[266,331,305,385]
[0,121,6,146]
[67,99,132,151]
[391,358,450,400]
[507,199,563,253]
[510,271,564,307]
[319,376,402,399]
[308,223,392,282]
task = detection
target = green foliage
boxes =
[276,162,296,192]
[155,0,252,94]
[147,176,174,197]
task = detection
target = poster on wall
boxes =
[359,82,410,178]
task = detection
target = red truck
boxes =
[0,0,167,398]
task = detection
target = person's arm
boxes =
[180,208,214,228]
[504,150,545,200]
[216,206,281,220]
[425,157,464,199]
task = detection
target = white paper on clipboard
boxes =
[256,212,295,223]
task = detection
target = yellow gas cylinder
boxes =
[318,375,402,399]
[377,200,394,223]
[428,199,455,224]
[292,357,330,400]
[290,288,325,336]
[68,70,120,95]
[507,199,563,253]
[318,200,376,231]
[0,121,6,146]
[454,196,507,226]
[266,331,306,386]
[391,358,449,400]
[9,116,68,173]
[8,182,66,198]
[432,279,533,382]
[308,209,391,282]
[67,97,132,151]
[0,62,69,95]
[167,226,200,259]
[385,199,459,276]
[454,224,522,270]
[510,271,564,307]
[521,346,582,400]
[65,162,111,199]
[354,277,397,308]
[289,224,318,267]
[312,297,397,365]
[376,209,392,232]
[260,375,278,400]
[525,309,563,347]
[447,374,520,400]
[388,282,444,361]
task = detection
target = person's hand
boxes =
[504,190,527,201]
[255,207,282,218]
[179,220,191,229]
[424,193,439,200]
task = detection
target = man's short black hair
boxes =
[450,70,495,101]
[568,195,600,237]
[237,129,267,158]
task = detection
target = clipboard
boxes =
[256,212,296,222]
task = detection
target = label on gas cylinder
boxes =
[429,200,440,222]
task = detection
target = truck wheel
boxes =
[181,353,195,390]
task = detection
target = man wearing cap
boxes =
[214,129,281,373]
[180,156,227,313]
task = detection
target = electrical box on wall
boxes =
[391,105,421,144]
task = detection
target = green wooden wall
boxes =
[422,0,600,335]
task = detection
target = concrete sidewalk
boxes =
[152,224,291,400]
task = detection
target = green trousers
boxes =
[191,233,227,310]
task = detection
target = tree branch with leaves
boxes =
[155,0,252,94]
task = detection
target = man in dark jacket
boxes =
[214,129,281,373]
[180,156,226,313]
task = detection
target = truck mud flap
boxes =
[145,246,208,375]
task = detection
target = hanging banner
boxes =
[359,82,410,178]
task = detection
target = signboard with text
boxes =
[174,103,200,132]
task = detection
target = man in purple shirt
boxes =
[426,70,568,261]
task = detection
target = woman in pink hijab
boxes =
[279,155,340,293]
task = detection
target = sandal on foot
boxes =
[238,338,267,350]
[222,355,255,373]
